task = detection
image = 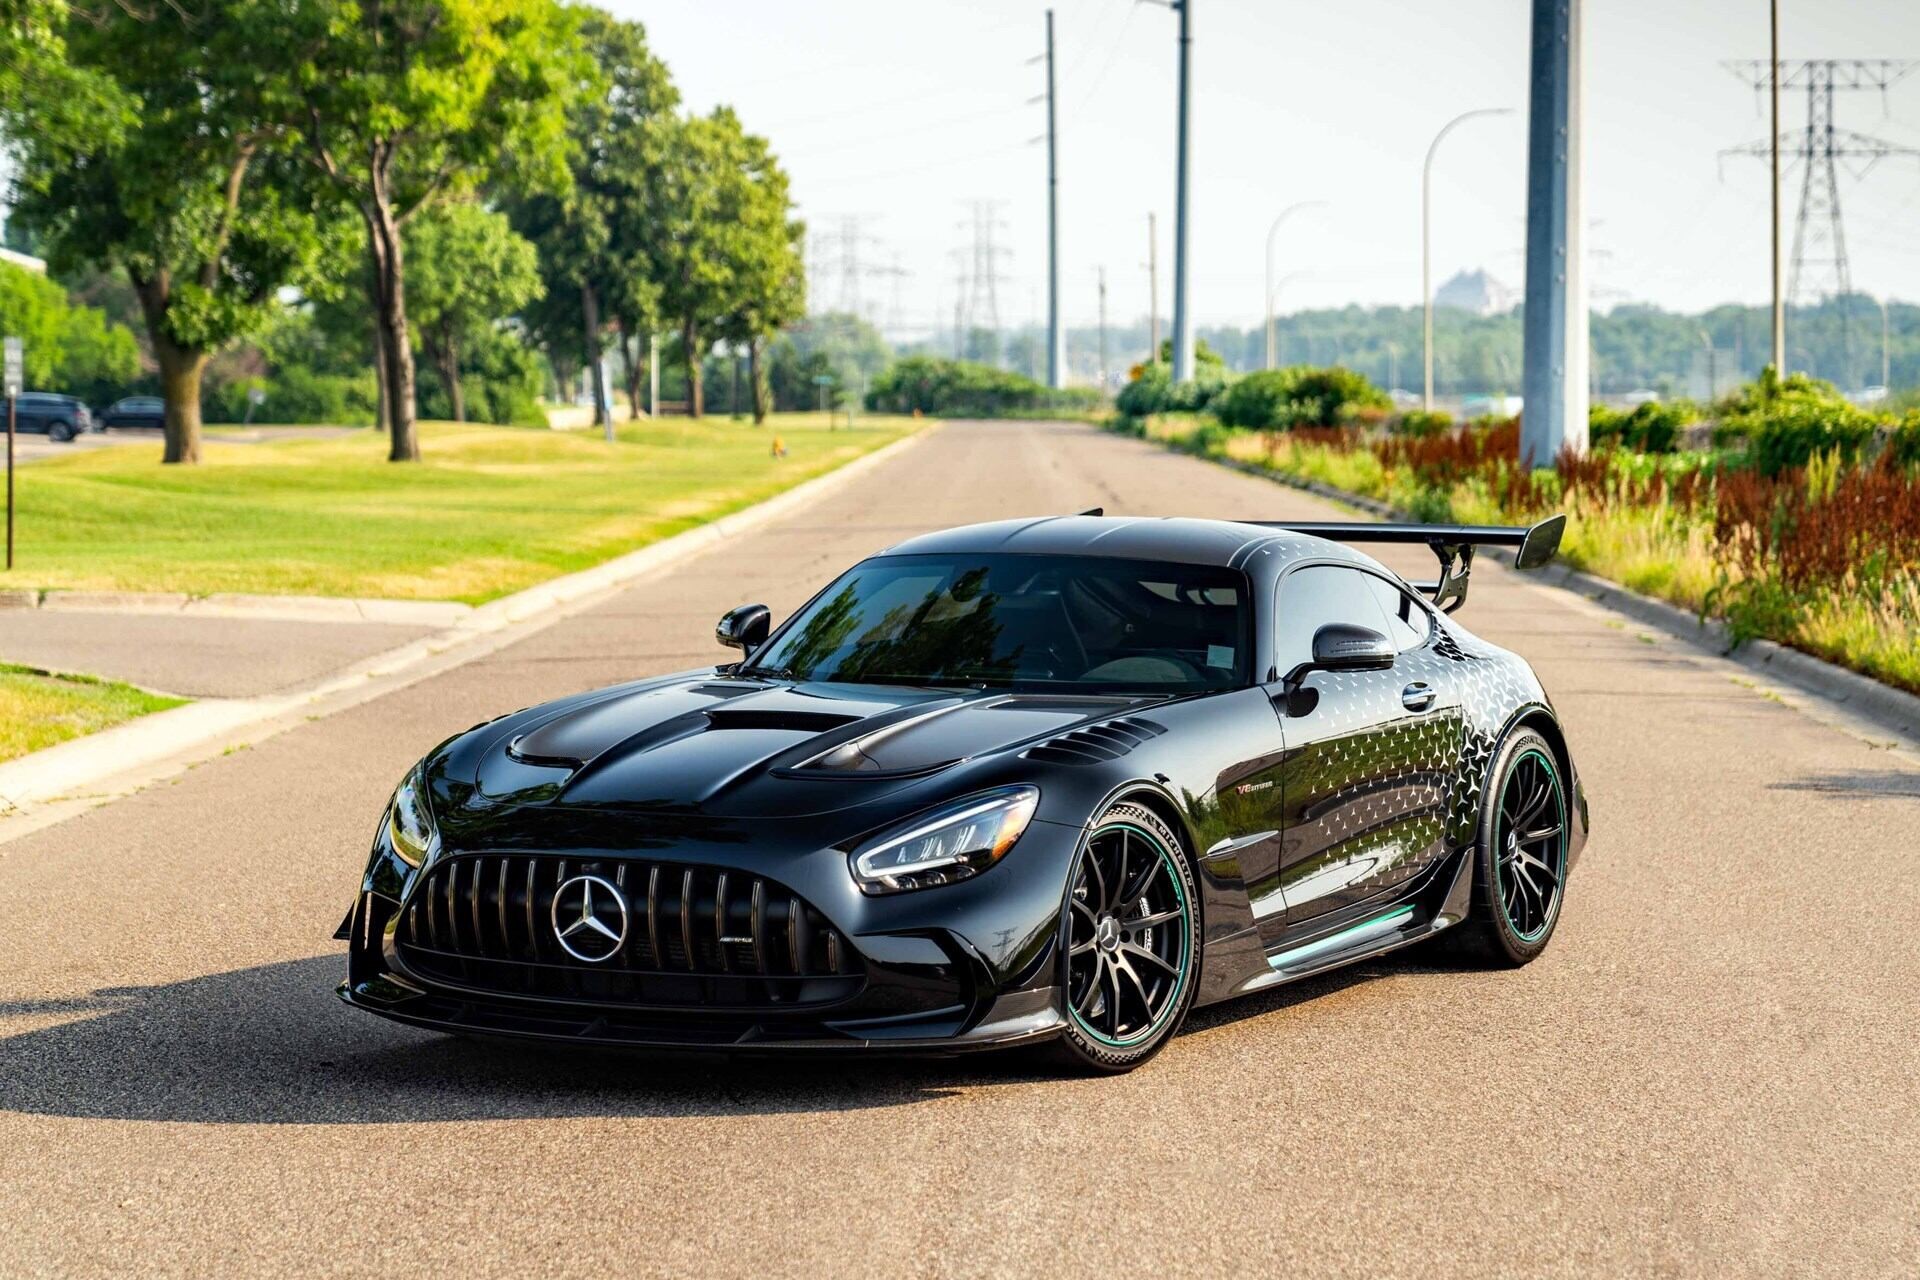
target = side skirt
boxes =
[1205,843,1474,1001]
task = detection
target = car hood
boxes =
[452,671,1165,821]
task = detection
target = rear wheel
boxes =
[1046,801,1199,1074]
[1445,728,1569,966]
[49,420,75,443]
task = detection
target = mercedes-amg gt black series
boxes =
[337,512,1589,1072]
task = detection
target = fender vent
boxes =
[1019,717,1167,765]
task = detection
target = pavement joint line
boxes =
[0,424,938,841]
[1166,436,1920,756]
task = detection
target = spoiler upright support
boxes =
[1259,514,1566,613]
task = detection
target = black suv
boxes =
[12,393,94,441]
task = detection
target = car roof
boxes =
[879,515,1379,573]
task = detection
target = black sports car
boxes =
[337,513,1589,1072]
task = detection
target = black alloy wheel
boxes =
[1048,800,1199,1073]
[1446,726,1570,966]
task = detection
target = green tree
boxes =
[650,107,803,418]
[290,0,583,459]
[0,260,141,400]
[506,10,676,426]
[6,4,337,463]
[405,202,542,422]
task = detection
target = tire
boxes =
[49,420,76,443]
[1043,800,1201,1074]
[1443,728,1570,967]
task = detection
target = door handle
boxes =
[1401,682,1436,712]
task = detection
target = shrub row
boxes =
[864,356,1101,417]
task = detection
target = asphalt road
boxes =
[2,420,1915,1277]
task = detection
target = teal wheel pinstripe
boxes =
[1064,814,1193,1051]
[1492,747,1566,942]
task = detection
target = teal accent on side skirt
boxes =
[1267,904,1416,971]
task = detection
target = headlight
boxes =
[385,767,439,868]
[849,786,1039,895]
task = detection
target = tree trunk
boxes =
[426,327,464,423]
[617,319,644,418]
[582,281,608,428]
[682,318,704,419]
[128,268,206,464]
[154,338,208,465]
[364,193,418,461]
[749,337,769,425]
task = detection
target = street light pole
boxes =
[1147,211,1161,364]
[1770,0,1785,376]
[1699,328,1716,399]
[1264,201,1325,370]
[1423,107,1512,410]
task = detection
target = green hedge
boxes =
[863,355,1099,417]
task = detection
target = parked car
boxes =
[9,393,93,441]
[97,396,165,430]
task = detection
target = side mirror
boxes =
[1277,623,1394,715]
[716,603,771,653]
[1309,623,1395,673]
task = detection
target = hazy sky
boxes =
[624,0,1920,337]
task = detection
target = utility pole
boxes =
[1098,264,1113,391]
[1045,9,1065,389]
[1520,0,1588,466]
[1149,0,1195,382]
[1424,107,1511,411]
[649,332,659,418]
[1147,212,1161,364]
[1699,328,1716,399]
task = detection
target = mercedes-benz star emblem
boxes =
[550,873,629,963]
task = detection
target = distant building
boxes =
[1434,269,1518,317]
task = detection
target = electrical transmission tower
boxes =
[951,201,1013,362]
[807,215,902,328]
[1723,60,1920,306]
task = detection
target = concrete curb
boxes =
[0,425,936,820]
[1180,437,1920,745]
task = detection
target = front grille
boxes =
[393,853,862,1009]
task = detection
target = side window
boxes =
[1363,574,1432,652]
[1273,565,1394,675]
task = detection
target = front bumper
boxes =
[338,817,1087,1054]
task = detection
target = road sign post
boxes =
[5,336,21,571]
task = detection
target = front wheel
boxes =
[1045,801,1200,1074]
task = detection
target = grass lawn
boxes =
[3,412,922,603]
[0,663,188,766]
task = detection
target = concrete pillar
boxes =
[1520,0,1589,466]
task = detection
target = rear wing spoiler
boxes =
[1260,515,1566,613]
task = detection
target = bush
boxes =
[1603,399,1695,454]
[1589,402,1626,448]
[210,366,378,426]
[1888,412,1920,470]
[1713,371,1881,475]
[1394,409,1452,438]
[1215,370,1305,429]
[863,355,1096,417]
[1284,366,1390,426]
[1115,364,1170,418]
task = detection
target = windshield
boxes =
[748,554,1250,693]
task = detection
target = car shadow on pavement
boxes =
[0,955,1047,1125]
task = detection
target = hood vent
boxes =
[703,708,859,733]
[1019,716,1167,765]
